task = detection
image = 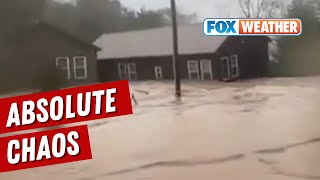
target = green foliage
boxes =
[0,0,46,37]
[0,0,197,42]
[273,0,320,76]
[44,0,197,42]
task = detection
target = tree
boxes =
[0,0,46,35]
[45,0,126,41]
[238,0,286,18]
[124,8,168,31]
[156,8,198,25]
[238,0,288,63]
[272,0,320,76]
[76,0,124,39]
[44,0,198,42]
[44,1,78,38]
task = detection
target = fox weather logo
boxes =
[205,19,237,35]
[203,18,302,36]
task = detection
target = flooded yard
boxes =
[2,77,320,180]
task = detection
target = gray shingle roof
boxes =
[94,23,228,60]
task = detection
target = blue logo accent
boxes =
[206,20,236,34]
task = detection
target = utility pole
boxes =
[170,0,181,98]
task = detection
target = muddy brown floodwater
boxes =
[2,77,320,180]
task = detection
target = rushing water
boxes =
[2,77,320,180]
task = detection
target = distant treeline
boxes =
[269,0,320,77]
[44,0,198,42]
[0,0,197,42]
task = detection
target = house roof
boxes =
[36,21,101,51]
[2,20,101,51]
[94,23,228,60]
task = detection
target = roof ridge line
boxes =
[98,23,202,37]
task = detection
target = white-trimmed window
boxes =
[230,54,239,78]
[200,60,213,80]
[154,66,163,80]
[118,63,138,80]
[73,56,87,79]
[127,63,137,81]
[118,63,128,80]
[187,60,200,79]
[56,57,70,80]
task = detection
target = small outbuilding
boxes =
[94,23,271,82]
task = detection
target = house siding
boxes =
[98,56,173,81]
[0,24,99,92]
[97,36,270,83]
[98,53,218,82]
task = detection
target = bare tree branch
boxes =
[239,0,249,18]
[246,0,251,18]
[238,0,287,63]
[256,0,262,18]
[238,0,286,18]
